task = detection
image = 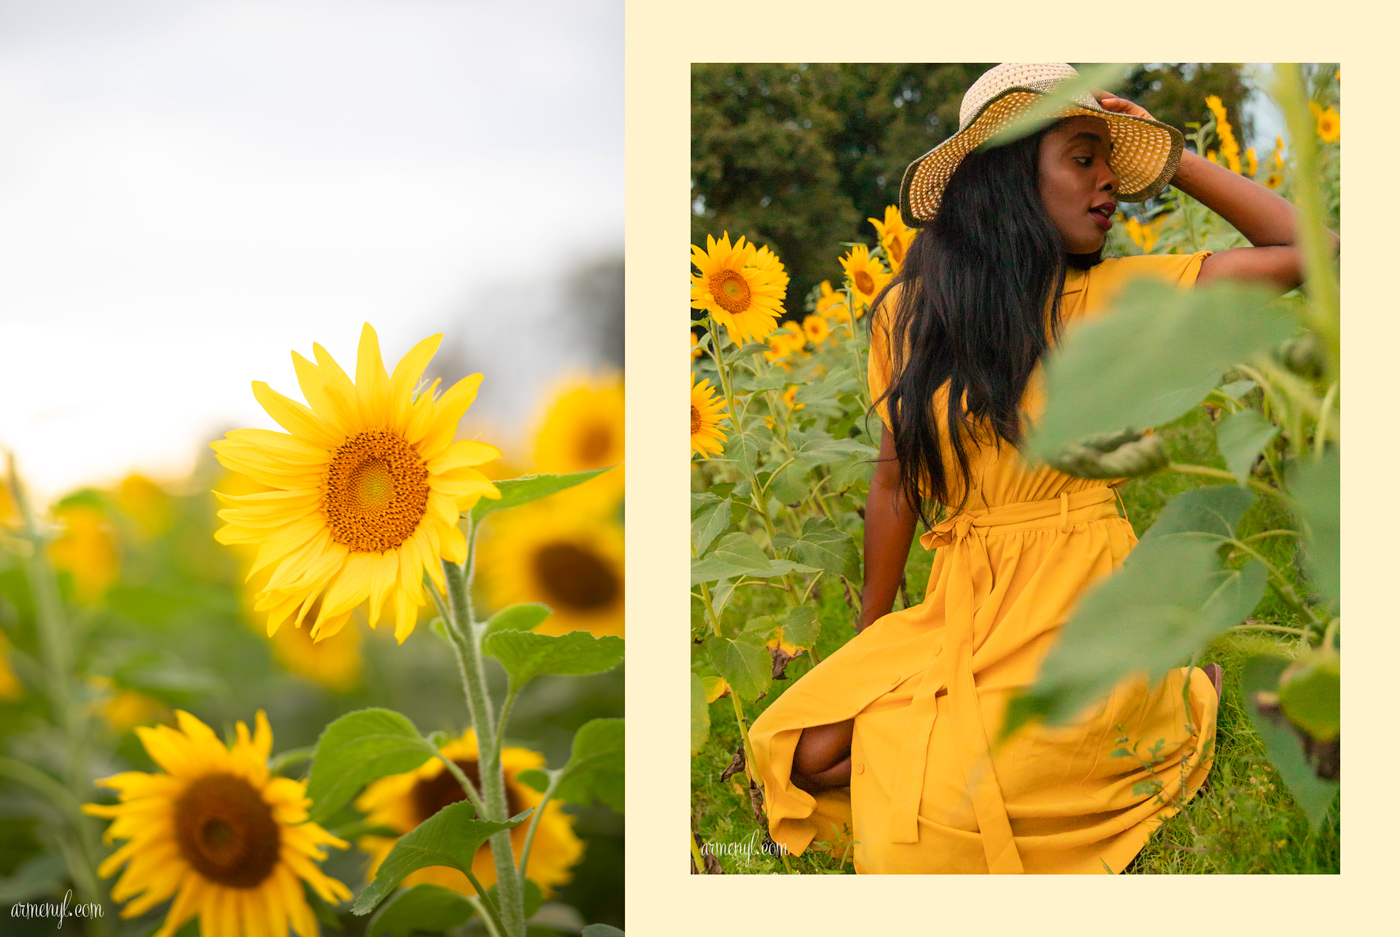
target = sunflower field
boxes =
[0,330,625,935]
[689,65,1339,874]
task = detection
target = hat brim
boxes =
[899,86,1185,228]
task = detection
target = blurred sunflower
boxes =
[1123,216,1164,254]
[690,375,728,458]
[355,729,582,897]
[49,502,119,604]
[82,710,351,937]
[690,332,703,361]
[868,205,915,274]
[802,314,829,346]
[211,324,500,644]
[0,632,22,701]
[268,610,363,692]
[532,374,624,511]
[762,327,806,368]
[690,233,786,345]
[1315,105,1340,143]
[1245,147,1258,177]
[815,280,853,327]
[839,245,891,311]
[115,474,172,540]
[88,676,171,733]
[478,499,624,637]
[781,386,804,412]
[1204,95,1241,173]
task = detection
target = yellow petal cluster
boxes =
[83,710,351,937]
[690,233,788,345]
[212,324,500,644]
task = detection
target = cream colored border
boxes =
[629,4,1390,931]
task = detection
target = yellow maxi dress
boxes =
[749,251,1220,874]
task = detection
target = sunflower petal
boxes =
[354,323,391,428]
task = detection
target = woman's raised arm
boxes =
[1096,92,1338,293]
[858,424,919,633]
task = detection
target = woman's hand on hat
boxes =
[1093,91,1157,123]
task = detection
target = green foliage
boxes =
[1240,655,1338,827]
[690,673,710,756]
[306,708,437,824]
[483,631,625,693]
[1030,278,1294,458]
[469,468,613,524]
[479,602,552,639]
[549,718,625,812]
[1288,450,1340,610]
[367,884,474,936]
[1216,409,1279,484]
[350,801,530,915]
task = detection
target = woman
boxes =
[748,63,1327,874]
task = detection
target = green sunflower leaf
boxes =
[469,468,614,524]
[483,630,625,692]
[1216,408,1278,485]
[306,709,438,824]
[1028,278,1294,459]
[350,801,530,915]
[479,603,552,640]
[367,884,474,936]
[551,717,625,812]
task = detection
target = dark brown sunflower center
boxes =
[322,430,430,553]
[532,542,619,612]
[709,269,752,314]
[690,405,703,436]
[412,759,523,826]
[890,238,906,264]
[576,423,613,465]
[854,270,875,295]
[174,773,280,888]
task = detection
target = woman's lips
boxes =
[1089,207,1113,232]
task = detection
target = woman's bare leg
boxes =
[792,719,854,792]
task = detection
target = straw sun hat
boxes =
[899,63,1184,227]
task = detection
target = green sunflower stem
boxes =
[441,533,526,937]
[5,456,112,936]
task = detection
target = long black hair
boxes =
[870,123,1085,524]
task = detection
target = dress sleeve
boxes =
[1086,250,1213,313]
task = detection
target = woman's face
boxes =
[1037,116,1120,253]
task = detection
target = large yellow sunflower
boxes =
[839,245,892,311]
[532,374,624,510]
[211,324,500,644]
[691,375,728,458]
[83,710,351,937]
[690,233,786,346]
[867,205,916,274]
[477,499,624,638]
[355,729,583,898]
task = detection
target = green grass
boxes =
[691,402,1340,874]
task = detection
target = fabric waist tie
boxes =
[886,486,1121,872]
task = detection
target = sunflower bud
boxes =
[1044,428,1168,479]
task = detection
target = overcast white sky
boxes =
[0,0,622,503]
